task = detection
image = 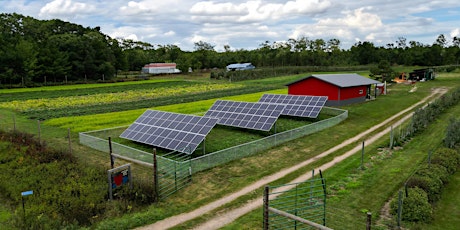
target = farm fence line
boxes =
[79,107,348,173]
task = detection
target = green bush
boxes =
[415,164,450,185]
[444,118,460,148]
[0,130,107,227]
[406,174,443,203]
[431,147,460,174]
[390,187,432,222]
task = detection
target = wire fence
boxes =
[79,107,348,173]
[263,177,327,230]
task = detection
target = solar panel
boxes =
[204,100,285,131]
[259,94,328,118]
[120,110,218,154]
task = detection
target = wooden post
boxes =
[67,128,72,155]
[263,186,270,230]
[390,126,394,149]
[153,148,159,202]
[397,190,403,228]
[109,137,114,169]
[361,141,365,169]
[428,150,432,165]
[405,183,408,197]
[319,170,326,226]
[366,212,372,230]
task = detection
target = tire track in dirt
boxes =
[139,88,446,230]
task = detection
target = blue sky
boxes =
[1,0,460,51]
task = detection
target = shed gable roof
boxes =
[286,73,381,88]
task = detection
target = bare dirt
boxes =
[138,88,447,230]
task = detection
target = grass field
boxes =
[0,71,459,229]
[93,77,447,229]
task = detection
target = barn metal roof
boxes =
[286,73,381,88]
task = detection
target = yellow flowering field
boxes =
[1,83,243,112]
[44,89,287,132]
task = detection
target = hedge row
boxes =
[390,148,460,222]
[394,87,460,146]
[444,117,460,148]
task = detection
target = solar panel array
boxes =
[120,110,218,154]
[258,94,328,118]
[204,100,285,131]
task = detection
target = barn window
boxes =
[359,89,364,94]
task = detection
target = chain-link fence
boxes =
[79,107,347,173]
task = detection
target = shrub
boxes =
[431,147,460,174]
[390,187,432,222]
[415,164,450,184]
[406,174,443,203]
[444,118,460,148]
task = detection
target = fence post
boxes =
[361,141,365,169]
[153,148,159,202]
[366,212,372,230]
[390,126,394,149]
[405,183,408,197]
[428,150,432,165]
[397,190,403,229]
[109,137,114,169]
[263,186,269,230]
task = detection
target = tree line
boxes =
[1,13,460,87]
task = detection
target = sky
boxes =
[1,0,460,51]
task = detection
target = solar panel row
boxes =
[120,110,218,154]
[204,100,285,131]
[259,94,328,118]
[120,94,328,154]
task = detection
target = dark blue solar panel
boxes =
[204,100,285,131]
[258,94,328,118]
[120,110,218,154]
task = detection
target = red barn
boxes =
[286,74,381,106]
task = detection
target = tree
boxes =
[369,60,395,82]
[350,41,378,65]
[193,41,216,69]
[396,37,407,49]
[435,34,447,47]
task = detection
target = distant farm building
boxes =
[286,73,382,106]
[226,63,255,71]
[408,68,435,81]
[142,63,181,74]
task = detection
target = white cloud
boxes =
[191,0,332,23]
[39,0,96,18]
[2,0,460,51]
[119,1,158,16]
[164,31,176,36]
[190,1,248,16]
[318,7,382,30]
[450,28,460,38]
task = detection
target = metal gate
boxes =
[153,149,192,200]
[263,171,328,229]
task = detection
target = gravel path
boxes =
[138,88,446,230]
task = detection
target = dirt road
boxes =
[139,88,446,230]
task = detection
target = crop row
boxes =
[44,88,287,132]
[0,79,188,102]
[1,83,242,112]
[24,85,281,120]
